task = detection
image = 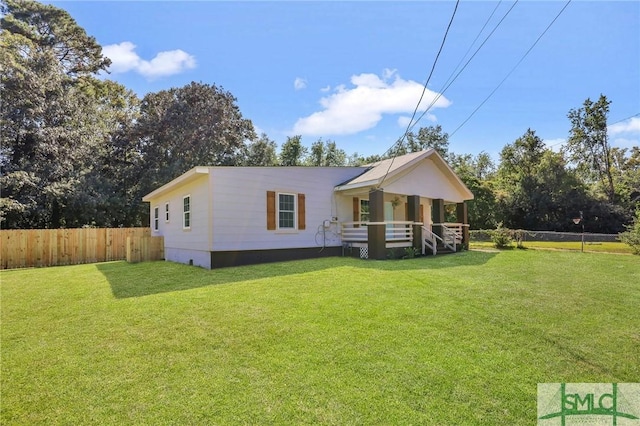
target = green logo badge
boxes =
[538,383,640,425]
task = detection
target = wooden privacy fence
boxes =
[0,228,164,269]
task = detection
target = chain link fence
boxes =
[470,229,620,244]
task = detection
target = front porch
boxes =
[341,220,468,257]
[337,189,469,259]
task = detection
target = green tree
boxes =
[496,129,590,231]
[0,0,110,76]
[395,125,450,159]
[618,206,640,255]
[133,81,256,193]
[0,0,120,228]
[243,133,278,166]
[279,135,307,166]
[611,146,640,211]
[565,95,616,202]
[306,139,347,166]
[450,152,498,229]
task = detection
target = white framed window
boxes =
[183,195,191,229]
[360,199,370,222]
[278,193,296,229]
[153,206,159,231]
[165,202,170,222]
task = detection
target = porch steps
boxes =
[424,243,460,256]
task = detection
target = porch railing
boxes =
[342,222,467,254]
[422,226,440,255]
[341,221,415,245]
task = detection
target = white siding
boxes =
[165,247,211,269]
[210,167,362,251]
[384,158,470,203]
[145,174,211,267]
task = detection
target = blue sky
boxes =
[51,1,640,160]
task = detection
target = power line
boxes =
[450,0,572,138]
[409,0,518,134]
[609,112,640,126]
[377,0,460,188]
[545,112,640,149]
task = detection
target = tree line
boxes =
[1,0,638,233]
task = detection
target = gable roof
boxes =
[334,149,473,200]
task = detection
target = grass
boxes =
[470,240,633,254]
[2,251,639,425]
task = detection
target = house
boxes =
[142,149,474,269]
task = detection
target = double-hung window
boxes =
[165,203,170,222]
[360,199,370,222]
[267,191,305,231]
[183,195,191,229]
[153,206,159,231]
[278,193,296,229]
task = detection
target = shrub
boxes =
[403,246,420,259]
[491,223,513,249]
[618,209,640,255]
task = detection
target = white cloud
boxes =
[397,113,438,129]
[102,41,196,79]
[397,116,412,128]
[292,70,451,136]
[543,137,566,152]
[294,77,307,90]
[612,137,640,148]
[320,85,331,92]
[608,116,640,135]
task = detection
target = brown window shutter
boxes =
[267,191,276,230]
[405,202,408,221]
[420,204,424,223]
[297,193,306,230]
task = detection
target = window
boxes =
[278,193,296,229]
[165,203,170,222]
[183,195,191,229]
[360,199,370,222]
[153,206,159,231]
[267,191,305,231]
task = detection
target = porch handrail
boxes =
[431,223,458,252]
[422,226,441,255]
[434,223,464,243]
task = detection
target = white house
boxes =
[142,149,474,268]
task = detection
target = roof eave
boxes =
[142,167,210,202]
[334,178,380,192]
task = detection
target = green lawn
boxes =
[2,251,639,425]
[470,240,633,254]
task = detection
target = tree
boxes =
[279,135,307,166]
[450,152,498,229]
[565,95,616,202]
[243,133,278,166]
[394,125,450,159]
[133,81,256,193]
[610,146,640,211]
[0,0,110,76]
[618,206,640,255]
[306,139,347,166]
[0,0,120,228]
[495,129,590,231]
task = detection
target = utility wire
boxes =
[450,0,572,138]
[409,0,518,134]
[377,0,460,189]
[545,112,640,149]
[608,112,640,126]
